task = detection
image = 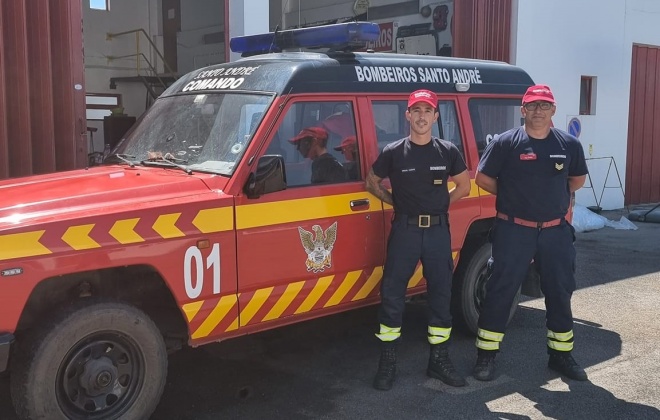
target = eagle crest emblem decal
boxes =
[298,222,338,272]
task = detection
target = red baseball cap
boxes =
[289,126,329,143]
[333,136,357,151]
[522,84,555,104]
[408,89,438,109]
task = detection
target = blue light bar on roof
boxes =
[230,22,380,56]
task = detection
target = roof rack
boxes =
[229,21,380,57]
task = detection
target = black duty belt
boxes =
[402,214,446,228]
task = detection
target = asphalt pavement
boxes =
[1,208,659,420]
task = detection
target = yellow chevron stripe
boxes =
[61,224,101,250]
[240,287,274,326]
[191,294,237,339]
[407,265,424,288]
[295,276,333,314]
[235,192,379,230]
[192,207,234,233]
[226,318,239,332]
[152,213,185,238]
[0,231,51,261]
[109,218,144,244]
[182,301,204,322]
[352,266,383,301]
[324,270,361,307]
[262,281,305,321]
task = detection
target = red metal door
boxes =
[0,0,86,180]
[453,0,512,63]
[625,44,660,205]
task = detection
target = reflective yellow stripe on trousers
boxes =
[428,326,451,345]
[376,324,401,342]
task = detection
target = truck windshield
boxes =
[114,92,273,175]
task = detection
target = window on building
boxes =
[86,93,121,120]
[580,76,596,115]
[90,0,109,11]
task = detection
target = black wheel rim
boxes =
[56,332,144,420]
[473,262,489,313]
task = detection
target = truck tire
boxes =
[453,242,520,335]
[10,300,167,420]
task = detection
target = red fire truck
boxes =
[0,22,540,420]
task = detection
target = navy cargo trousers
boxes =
[477,218,577,348]
[378,214,454,339]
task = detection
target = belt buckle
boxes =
[418,215,431,228]
[536,221,544,229]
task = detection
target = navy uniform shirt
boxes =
[478,127,588,221]
[312,153,347,184]
[372,137,467,215]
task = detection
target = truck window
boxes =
[267,100,360,186]
[468,98,522,158]
[115,93,272,175]
[372,100,464,158]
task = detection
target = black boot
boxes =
[373,344,397,390]
[473,349,497,381]
[427,344,466,387]
[548,352,588,381]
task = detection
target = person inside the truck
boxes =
[321,103,357,157]
[289,126,347,184]
[333,135,359,180]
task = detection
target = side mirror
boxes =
[244,154,287,199]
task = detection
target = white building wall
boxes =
[177,0,225,75]
[83,0,161,150]
[228,0,270,62]
[514,0,660,209]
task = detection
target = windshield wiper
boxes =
[141,152,193,175]
[105,154,138,167]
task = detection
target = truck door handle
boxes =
[350,199,370,210]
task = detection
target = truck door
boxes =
[234,99,386,330]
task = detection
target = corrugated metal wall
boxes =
[0,0,86,180]
[453,0,511,62]
[625,44,660,205]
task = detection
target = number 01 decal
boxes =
[184,243,220,299]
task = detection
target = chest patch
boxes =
[555,163,564,170]
[430,166,446,170]
[520,153,537,161]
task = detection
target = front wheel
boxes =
[453,242,520,335]
[10,301,168,420]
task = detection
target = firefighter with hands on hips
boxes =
[365,89,471,390]
[472,84,589,382]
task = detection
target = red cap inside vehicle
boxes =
[522,84,555,104]
[408,89,438,109]
[289,126,329,143]
[333,136,357,151]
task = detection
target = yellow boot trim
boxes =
[547,329,574,341]
[375,324,401,342]
[477,328,504,342]
[547,340,574,351]
[476,337,500,351]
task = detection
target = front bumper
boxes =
[0,333,14,372]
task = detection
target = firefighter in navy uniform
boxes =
[472,85,589,382]
[366,89,471,390]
